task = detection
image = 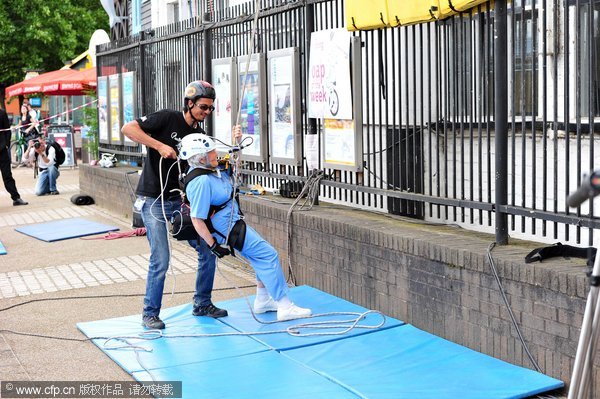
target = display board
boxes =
[97,76,109,144]
[108,74,122,145]
[267,48,302,166]
[211,57,237,152]
[321,36,363,172]
[121,71,136,146]
[47,124,76,167]
[237,53,267,162]
[308,28,353,120]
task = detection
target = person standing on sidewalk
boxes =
[122,80,227,330]
[0,107,28,206]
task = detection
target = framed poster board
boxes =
[211,57,237,152]
[121,71,137,146]
[237,53,267,162]
[97,76,109,144]
[322,36,363,172]
[47,124,76,167]
[108,73,123,145]
[267,47,301,166]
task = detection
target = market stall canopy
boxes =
[5,68,97,98]
[41,68,97,96]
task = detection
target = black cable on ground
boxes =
[487,242,541,372]
[0,285,255,313]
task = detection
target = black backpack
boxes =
[47,141,66,167]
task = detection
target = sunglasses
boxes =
[195,103,215,112]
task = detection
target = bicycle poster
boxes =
[307,28,353,120]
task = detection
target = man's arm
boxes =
[122,120,177,159]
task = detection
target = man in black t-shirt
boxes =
[0,107,28,206]
[122,80,227,330]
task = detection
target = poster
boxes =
[323,119,356,166]
[268,48,298,163]
[237,54,265,160]
[97,76,109,144]
[212,58,235,150]
[308,28,353,120]
[122,71,136,145]
[108,74,122,144]
[47,125,75,167]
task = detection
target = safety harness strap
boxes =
[182,167,245,249]
[524,242,596,267]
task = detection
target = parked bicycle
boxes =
[9,129,39,167]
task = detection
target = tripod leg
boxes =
[569,248,600,399]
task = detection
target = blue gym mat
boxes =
[283,324,564,399]
[77,303,268,373]
[78,286,564,398]
[0,240,6,255]
[14,217,119,242]
[132,351,360,399]
[216,285,404,350]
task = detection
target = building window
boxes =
[132,0,141,34]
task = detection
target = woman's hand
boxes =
[232,125,242,143]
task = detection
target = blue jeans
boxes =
[35,166,59,195]
[140,196,216,317]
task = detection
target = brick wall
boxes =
[80,165,595,390]
[79,165,140,223]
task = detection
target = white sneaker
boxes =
[277,303,312,321]
[253,297,278,314]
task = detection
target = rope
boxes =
[285,170,324,285]
[0,99,98,133]
[80,228,147,240]
[487,242,541,372]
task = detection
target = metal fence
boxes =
[97,0,600,246]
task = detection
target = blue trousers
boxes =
[140,197,216,317]
[35,166,59,195]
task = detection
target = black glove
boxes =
[210,242,231,258]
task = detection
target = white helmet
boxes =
[178,134,216,160]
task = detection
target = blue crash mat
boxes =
[132,350,360,399]
[0,240,5,255]
[216,285,404,350]
[77,303,268,373]
[283,324,564,399]
[15,217,119,242]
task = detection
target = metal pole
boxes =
[139,31,147,117]
[304,2,318,170]
[494,0,508,245]
[202,11,213,136]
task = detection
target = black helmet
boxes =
[184,80,216,102]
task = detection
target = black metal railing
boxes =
[97,0,600,245]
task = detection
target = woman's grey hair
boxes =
[187,152,209,168]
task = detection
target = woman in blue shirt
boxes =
[181,132,311,321]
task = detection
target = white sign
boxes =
[212,59,235,149]
[308,28,353,120]
[323,119,356,166]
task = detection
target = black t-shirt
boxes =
[135,109,205,198]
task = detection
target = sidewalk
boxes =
[0,166,256,381]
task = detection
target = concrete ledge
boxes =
[79,164,141,223]
[80,164,592,390]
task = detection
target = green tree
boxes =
[0,0,109,105]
